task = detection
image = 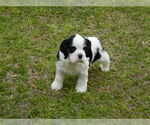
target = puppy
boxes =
[51,34,110,93]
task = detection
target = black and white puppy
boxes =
[51,34,110,93]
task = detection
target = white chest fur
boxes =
[56,61,89,76]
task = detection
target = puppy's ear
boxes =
[84,38,93,63]
[60,39,69,59]
[85,38,91,47]
[60,35,75,59]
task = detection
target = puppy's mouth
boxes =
[77,60,84,63]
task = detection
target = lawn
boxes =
[0,7,149,118]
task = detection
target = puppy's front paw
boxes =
[51,81,63,91]
[75,84,87,93]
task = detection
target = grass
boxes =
[0,7,149,118]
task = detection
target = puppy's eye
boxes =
[68,46,76,53]
[83,46,89,51]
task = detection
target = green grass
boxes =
[0,7,149,118]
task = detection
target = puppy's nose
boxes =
[78,54,83,59]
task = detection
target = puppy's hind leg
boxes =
[99,50,110,72]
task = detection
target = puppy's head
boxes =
[60,34,92,63]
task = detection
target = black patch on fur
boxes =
[92,48,101,63]
[60,35,75,59]
[84,38,93,63]
[56,51,60,61]
[68,46,76,53]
